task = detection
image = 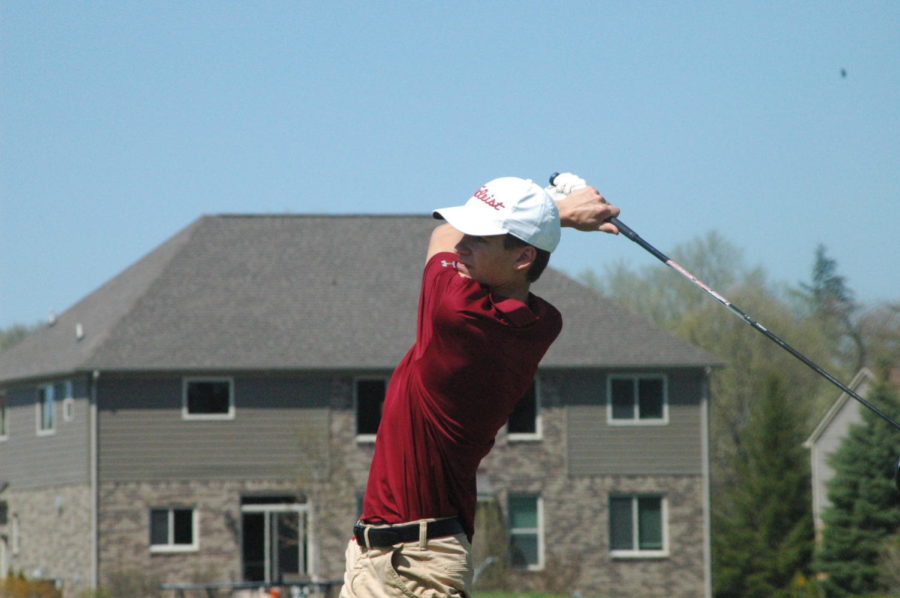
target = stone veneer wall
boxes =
[3,484,92,598]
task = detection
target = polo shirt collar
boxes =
[492,295,539,327]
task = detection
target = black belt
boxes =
[353,518,464,548]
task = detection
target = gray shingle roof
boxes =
[0,215,717,383]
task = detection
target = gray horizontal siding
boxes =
[97,374,331,481]
[565,369,705,475]
[0,376,91,490]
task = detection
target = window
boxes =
[37,381,74,435]
[0,392,7,440]
[608,375,667,424]
[508,494,543,570]
[183,378,234,420]
[355,378,387,441]
[150,508,197,552]
[37,384,55,434]
[241,497,309,583]
[609,495,667,556]
[507,380,541,440]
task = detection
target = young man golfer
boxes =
[341,174,620,598]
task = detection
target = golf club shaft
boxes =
[608,215,900,431]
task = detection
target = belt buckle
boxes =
[354,524,402,548]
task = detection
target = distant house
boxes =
[0,215,718,597]
[804,367,897,535]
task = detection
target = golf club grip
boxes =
[547,174,657,256]
[607,217,670,263]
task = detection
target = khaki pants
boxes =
[339,524,473,598]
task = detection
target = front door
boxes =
[241,498,307,583]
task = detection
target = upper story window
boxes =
[36,380,72,436]
[609,494,667,557]
[355,378,387,442]
[507,379,541,440]
[607,375,668,425]
[183,378,234,420]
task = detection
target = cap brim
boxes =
[432,205,509,237]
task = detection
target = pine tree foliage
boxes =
[713,373,814,598]
[797,244,864,370]
[815,370,900,598]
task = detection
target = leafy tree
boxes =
[712,372,814,598]
[856,302,900,367]
[584,230,744,330]
[0,322,36,352]
[815,368,900,597]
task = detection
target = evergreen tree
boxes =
[798,245,864,370]
[815,369,900,597]
[713,372,814,598]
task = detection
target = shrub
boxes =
[0,573,61,598]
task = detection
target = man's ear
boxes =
[512,245,537,273]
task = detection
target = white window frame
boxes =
[149,507,199,553]
[508,494,544,571]
[507,378,543,442]
[607,374,669,426]
[354,376,388,443]
[609,494,669,559]
[182,377,235,421]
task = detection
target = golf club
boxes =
[550,173,900,432]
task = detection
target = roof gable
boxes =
[804,368,874,446]
[0,215,717,382]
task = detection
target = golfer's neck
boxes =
[490,280,531,304]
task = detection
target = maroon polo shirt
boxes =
[361,252,562,540]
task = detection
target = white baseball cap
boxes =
[433,177,561,252]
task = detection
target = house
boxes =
[803,367,899,535]
[0,214,718,597]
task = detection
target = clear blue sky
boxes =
[2,2,898,329]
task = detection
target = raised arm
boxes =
[426,223,463,264]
